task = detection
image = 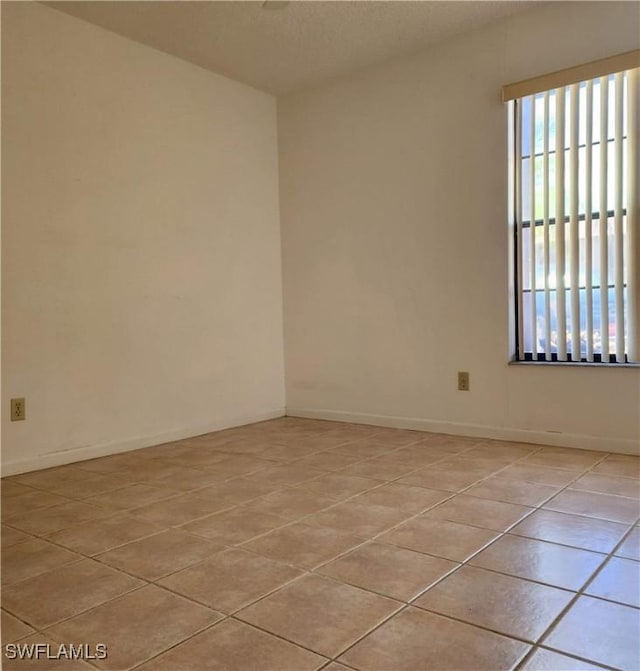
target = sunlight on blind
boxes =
[513,68,639,363]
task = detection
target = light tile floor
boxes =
[1,418,639,670]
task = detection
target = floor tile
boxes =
[571,473,640,499]
[283,433,356,451]
[122,459,187,482]
[84,483,179,510]
[1,538,81,585]
[402,438,457,455]
[520,648,608,670]
[423,494,532,531]
[585,556,640,607]
[259,443,323,462]
[318,541,458,601]
[196,430,267,445]
[181,508,288,544]
[11,466,100,491]
[127,463,225,491]
[159,446,242,469]
[1,525,32,548]
[463,477,560,507]
[397,467,488,492]
[135,619,327,671]
[359,429,424,448]
[39,473,131,500]
[2,421,634,671]
[431,455,512,474]
[2,559,143,628]
[414,565,573,642]
[592,454,640,479]
[96,529,223,580]
[44,584,222,671]
[339,458,419,480]
[242,487,339,519]
[305,500,409,537]
[352,483,450,513]
[1,489,71,518]
[194,477,283,505]
[1,481,39,499]
[4,501,112,536]
[1,609,35,643]
[543,489,640,524]
[544,595,640,670]
[470,534,605,590]
[241,522,362,569]
[237,574,400,658]
[135,440,202,459]
[129,492,233,526]
[615,526,640,560]
[72,451,152,475]
[242,464,326,487]
[521,448,604,471]
[216,443,275,458]
[419,434,480,450]
[132,464,221,493]
[339,606,529,671]
[379,517,499,562]
[310,424,378,441]
[48,515,162,555]
[381,446,451,468]
[464,441,541,460]
[159,548,303,612]
[303,473,383,498]
[497,463,582,487]
[291,430,361,449]
[330,442,400,459]
[509,509,629,553]
[289,451,363,471]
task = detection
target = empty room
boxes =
[2,1,639,669]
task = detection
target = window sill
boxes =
[509,360,640,369]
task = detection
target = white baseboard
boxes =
[286,407,640,456]
[4,404,636,476]
[1,407,286,476]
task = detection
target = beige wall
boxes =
[3,2,639,475]
[279,1,640,453]
[2,2,285,474]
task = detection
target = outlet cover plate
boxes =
[458,372,470,391]
[11,398,26,421]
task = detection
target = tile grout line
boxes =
[1,427,421,659]
[231,443,588,667]
[303,448,638,667]
[20,445,633,669]
[0,433,494,666]
[316,448,567,666]
[2,424,638,670]
[0,443,613,607]
[512,452,640,671]
[5,437,637,540]
[108,429,427,669]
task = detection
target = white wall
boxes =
[2,2,285,474]
[279,1,640,454]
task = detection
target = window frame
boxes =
[507,66,639,366]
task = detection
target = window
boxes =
[505,53,639,363]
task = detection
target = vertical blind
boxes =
[511,65,639,363]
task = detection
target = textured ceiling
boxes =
[46,1,536,95]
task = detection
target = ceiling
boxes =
[46,1,536,95]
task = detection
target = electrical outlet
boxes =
[458,372,470,391]
[11,398,26,421]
